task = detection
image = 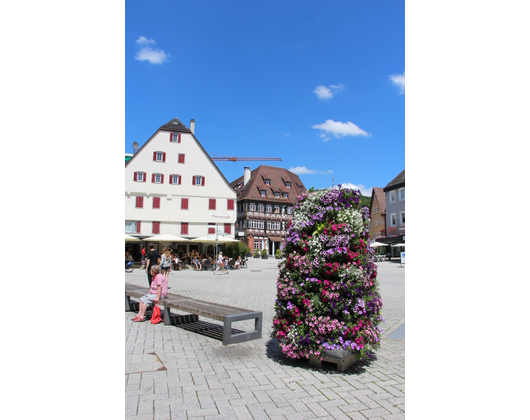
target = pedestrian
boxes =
[145,243,160,287]
[133,265,168,322]
[214,251,228,275]
[160,248,171,277]
[235,256,241,269]
[172,252,181,271]
[141,246,146,259]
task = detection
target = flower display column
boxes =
[271,187,384,368]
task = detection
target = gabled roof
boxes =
[370,187,386,214]
[230,165,306,201]
[158,117,192,133]
[383,169,405,192]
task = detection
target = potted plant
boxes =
[261,249,268,259]
[275,249,282,259]
[253,250,260,258]
[271,186,383,369]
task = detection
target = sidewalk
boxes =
[125,258,404,420]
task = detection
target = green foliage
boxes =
[359,195,371,209]
[275,248,282,258]
[261,249,268,257]
[253,249,260,257]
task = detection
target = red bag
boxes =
[151,305,162,324]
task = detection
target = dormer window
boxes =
[261,190,266,197]
[275,192,280,198]
[283,193,288,199]
[285,181,291,188]
[265,179,270,185]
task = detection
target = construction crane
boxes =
[210,157,282,162]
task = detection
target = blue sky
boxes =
[126,1,404,195]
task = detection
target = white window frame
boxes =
[261,190,266,197]
[282,193,288,199]
[400,211,405,224]
[194,176,202,186]
[154,173,162,183]
[376,205,379,213]
[156,151,164,162]
[136,172,144,182]
[125,221,137,234]
[172,175,179,184]
[258,204,264,212]
[275,192,280,198]
[285,182,291,188]
[266,204,272,213]
[274,205,279,214]
[249,203,256,211]
[265,179,270,185]
[390,213,396,226]
[287,207,292,214]
[390,190,396,203]
[399,188,405,201]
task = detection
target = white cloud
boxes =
[313,83,344,100]
[338,183,372,196]
[389,72,405,94]
[312,119,370,140]
[134,36,168,64]
[289,166,333,175]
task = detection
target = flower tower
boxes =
[271,187,384,367]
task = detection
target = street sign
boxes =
[400,252,405,265]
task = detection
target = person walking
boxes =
[145,243,160,287]
[214,251,228,275]
[160,248,171,278]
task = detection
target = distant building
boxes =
[125,117,237,259]
[384,169,405,237]
[369,187,386,241]
[230,165,307,256]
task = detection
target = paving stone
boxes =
[125,259,404,420]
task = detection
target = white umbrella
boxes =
[391,243,405,247]
[125,234,142,242]
[142,233,190,246]
[190,235,241,243]
[369,241,386,248]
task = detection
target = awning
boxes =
[374,234,405,246]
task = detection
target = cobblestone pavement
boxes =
[125,258,405,420]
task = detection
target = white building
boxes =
[125,118,237,257]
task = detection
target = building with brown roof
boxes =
[230,165,307,256]
[369,187,386,241]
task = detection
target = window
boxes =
[390,191,396,203]
[376,206,379,213]
[209,199,216,210]
[266,204,272,213]
[153,197,160,209]
[152,221,160,234]
[227,199,234,210]
[208,223,215,234]
[274,205,279,213]
[287,207,292,214]
[265,179,270,185]
[125,221,137,233]
[283,193,288,199]
[285,182,291,188]
[181,222,188,235]
[261,190,266,197]
[224,223,231,234]
[399,188,405,201]
[178,154,185,164]
[133,172,145,182]
[258,204,264,212]
[400,211,405,224]
[151,173,164,183]
[193,175,205,186]
[267,221,280,230]
[135,196,143,208]
[249,203,256,211]
[170,132,181,143]
[275,192,280,198]
[153,151,166,162]
[170,174,182,185]
[390,213,396,226]
[249,220,264,229]
[181,198,188,210]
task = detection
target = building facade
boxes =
[125,118,237,258]
[384,169,405,246]
[230,165,307,256]
[369,187,386,241]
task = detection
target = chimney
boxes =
[190,119,195,134]
[244,166,251,186]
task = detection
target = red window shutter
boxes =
[161,174,164,184]
[192,175,195,185]
[202,177,205,186]
[178,175,182,185]
[163,152,166,162]
[227,199,234,210]
[169,175,173,184]
[170,133,173,142]
[152,174,155,183]
[137,221,141,233]
[143,174,146,182]
[134,172,137,181]
[177,133,181,143]
[181,198,188,209]
[181,223,188,235]
[225,223,231,234]
[153,152,157,161]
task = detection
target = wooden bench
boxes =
[125,283,262,345]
